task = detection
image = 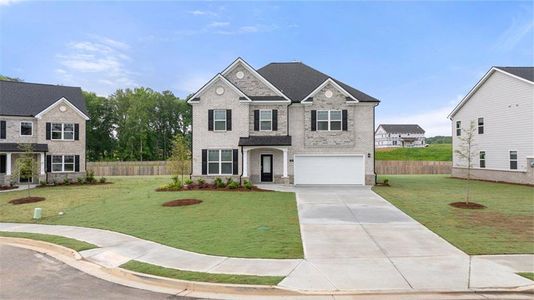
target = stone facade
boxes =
[248,104,289,136]
[225,64,279,97]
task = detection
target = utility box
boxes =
[33,208,42,220]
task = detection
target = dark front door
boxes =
[260,154,273,182]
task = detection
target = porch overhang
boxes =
[0,143,48,153]
[238,136,292,147]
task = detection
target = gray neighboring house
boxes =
[0,80,88,185]
[188,58,380,185]
[448,66,534,185]
[375,124,426,148]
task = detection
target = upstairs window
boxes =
[509,151,518,170]
[51,123,75,140]
[479,151,486,168]
[213,110,227,131]
[20,121,33,136]
[478,118,484,134]
[456,121,461,136]
[317,110,342,131]
[260,110,272,131]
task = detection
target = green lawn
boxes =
[121,260,284,285]
[0,176,303,259]
[376,144,452,161]
[518,273,534,281]
[373,175,534,255]
[0,231,97,252]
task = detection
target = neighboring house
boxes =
[188,58,380,185]
[448,66,534,185]
[0,81,88,185]
[375,124,426,148]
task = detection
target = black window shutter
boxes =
[201,149,207,175]
[254,110,259,131]
[74,124,80,140]
[272,110,278,131]
[0,120,5,139]
[46,122,51,140]
[75,155,80,172]
[46,155,52,173]
[342,110,348,131]
[311,110,317,131]
[226,110,232,131]
[208,110,214,131]
[232,149,238,175]
[0,155,6,173]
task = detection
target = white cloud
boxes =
[188,10,217,16]
[377,98,460,137]
[494,14,534,51]
[0,0,23,6]
[56,36,137,96]
[208,21,230,28]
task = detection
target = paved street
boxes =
[0,245,195,300]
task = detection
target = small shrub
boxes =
[172,175,180,185]
[39,180,47,186]
[227,181,239,189]
[85,170,96,184]
[184,178,193,185]
[76,177,84,184]
[383,178,389,186]
[172,179,183,189]
[214,177,225,188]
[226,177,235,186]
[196,178,205,185]
[243,180,253,190]
[99,177,107,184]
[63,176,70,185]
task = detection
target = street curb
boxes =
[1,237,533,299]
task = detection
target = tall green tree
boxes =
[84,91,117,161]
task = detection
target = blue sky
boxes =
[1,1,533,136]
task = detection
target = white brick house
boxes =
[0,81,88,185]
[188,58,380,185]
[375,124,426,148]
[448,66,534,185]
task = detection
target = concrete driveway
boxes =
[258,185,532,292]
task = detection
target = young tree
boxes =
[12,144,39,198]
[454,120,477,204]
[168,134,191,183]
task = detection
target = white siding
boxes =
[452,71,534,171]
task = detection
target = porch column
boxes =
[242,148,249,177]
[282,148,288,178]
[6,153,11,175]
[40,153,45,175]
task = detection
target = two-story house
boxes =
[0,81,88,185]
[188,58,380,185]
[448,66,534,185]
[375,124,426,148]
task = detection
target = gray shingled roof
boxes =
[495,67,534,82]
[0,80,86,117]
[238,135,292,146]
[378,124,425,134]
[0,143,49,152]
[257,62,380,103]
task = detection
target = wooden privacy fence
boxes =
[87,161,189,176]
[376,160,451,175]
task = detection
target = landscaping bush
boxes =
[214,177,225,188]
[99,177,107,184]
[63,176,71,185]
[39,180,47,186]
[196,178,205,185]
[243,180,253,190]
[77,177,84,184]
[227,181,239,189]
[85,170,96,184]
[185,179,193,185]
[226,177,235,186]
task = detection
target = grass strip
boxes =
[0,231,97,252]
[121,260,284,285]
[517,272,534,281]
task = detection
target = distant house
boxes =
[448,66,534,185]
[375,124,426,148]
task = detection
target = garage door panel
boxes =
[294,155,364,185]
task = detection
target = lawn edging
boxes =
[0,231,98,252]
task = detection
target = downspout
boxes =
[373,103,378,185]
[188,101,193,179]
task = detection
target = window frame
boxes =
[213,109,227,132]
[456,121,461,136]
[51,155,75,173]
[259,109,273,131]
[479,151,486,168]
[20,121,33,136]
[316,110,342,131]
[509,150,518,170]
[207,149,233,175]
[478,117,484,134]
[51,123,75,141]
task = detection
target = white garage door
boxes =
[294,155,365,185]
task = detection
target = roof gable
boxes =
[187,74,251,104]
[0,80,86,117]
[301,78,357,103]
[35,97,90,120]
[448,66,534,119]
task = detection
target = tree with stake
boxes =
[454,120,477,205]
[12,144,39,199]
[168,134,191,184]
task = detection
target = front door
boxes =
[260,154,273,182]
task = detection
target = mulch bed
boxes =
[0,186,18,191]
[156,183,267,192]
[162,199,203,207]
[9,197,46,205]
[37,182,113,188]
[449,202,486,209]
